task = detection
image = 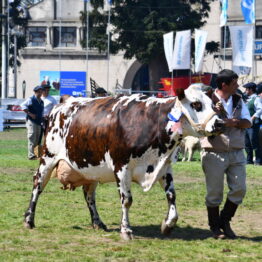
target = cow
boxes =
[24,84,224,240]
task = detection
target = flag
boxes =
[241,0,255,24]
[163,32,174,72]
[220,0,228,27]
[172,30,191,70]
[194,29,208,73]
[229,25,253,67]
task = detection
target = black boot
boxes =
[220,199,238,239]
[207,206,225,239]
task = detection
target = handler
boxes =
[21,85,44,160]
[200,69,252,239]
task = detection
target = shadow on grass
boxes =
[70,224,262,242]
[132,225,262,242]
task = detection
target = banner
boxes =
[40,71,87,97]
[229,25,253,67]
[163,32,174,72]
[172,30,191,70]
[194,29,208,73]
[160,74,212,96]
[241,0,255,24]
[220,0,228,27]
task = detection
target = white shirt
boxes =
[42,95,57,117]
[214,90,251,122]
[254,96,262,120]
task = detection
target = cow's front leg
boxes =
[82,182,107,231]
[115,166,133,240]
[159,165,178,235]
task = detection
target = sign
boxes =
[60,71,86,96]
[160,74,212,96]
[40,71,86,97]
[255,40,262,55]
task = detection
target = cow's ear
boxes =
[176,88,185,101]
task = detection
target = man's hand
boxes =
[223,118,251,129]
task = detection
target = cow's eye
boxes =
[190,101,202,112]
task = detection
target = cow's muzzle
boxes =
[213,119,225,134]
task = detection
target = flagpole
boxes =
[84,0,89,96]
[223,26,226,68]
[106,2,111,93]
[252,0,256,81]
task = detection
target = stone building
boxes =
[6,0,262,98]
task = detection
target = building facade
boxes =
[6,0,262,99]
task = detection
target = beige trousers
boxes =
[26,119,42,158]
[201,149,246,207]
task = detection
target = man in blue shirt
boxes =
[21,86,44,160]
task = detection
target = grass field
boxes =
[0,128,261,262]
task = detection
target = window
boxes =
[27,27,46,47]
[53,27,76,47]
[256,26,262,39]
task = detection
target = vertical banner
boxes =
[220,0,228,27]
[172,30,191,70]
[163,32,174,72]
[241,0,255,24]
[229,25,253,67]
[194,29,208,73]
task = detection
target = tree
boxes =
[81,0,219,90]
[8,0,28,68]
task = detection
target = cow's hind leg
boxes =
[82,182,107,231]
[24,161,54,229]
[115,166,133,240]
[159,165,178,235]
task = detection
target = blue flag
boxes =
[220,0,228,27]
[241,0,255,24]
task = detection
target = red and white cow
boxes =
[24,84,224,240]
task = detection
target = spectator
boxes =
[252,83,262,165]
[243,82,258,164]
[21,86,44,160]
[95,87,108,97]
[41,84,57,132]
[200,69,251,239]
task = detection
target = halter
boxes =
[175,98,217,133]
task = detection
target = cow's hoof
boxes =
[93,222,108,231]
[24,221,35,229]
[161,220,173,235]
[120,231,134,241]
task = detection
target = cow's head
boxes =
[172,84,224,137]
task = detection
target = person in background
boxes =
[252,83,262,165]
[200,69,251,239]
[95,87,108,97]
[243,82,259,165]
[21,85,44,160]
[41,84,57,133]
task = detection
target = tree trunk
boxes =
[148,56,169,91]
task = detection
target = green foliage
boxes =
[0,128,262,261]
[8,0,28,68]
[81,0,218,64]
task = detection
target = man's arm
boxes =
[224,118,251,129]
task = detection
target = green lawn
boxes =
[0,129,261,262]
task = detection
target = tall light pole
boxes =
[1,0,7,99]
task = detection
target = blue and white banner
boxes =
[172,30,191,70]
[229,25,253,67]
[220,0,228,27]
[241,0,255,24]
[194,29,208,73]
[163,32,174,72]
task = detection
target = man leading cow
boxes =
[201,69,252,239]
